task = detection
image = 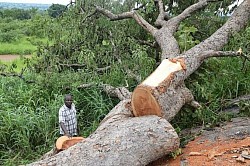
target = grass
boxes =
[0,38,36,55]
[0,37,50,55]
[0,56,29,73]
[0,71,116,165]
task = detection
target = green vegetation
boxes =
[0,0,249,165]
[0,8,51,55]
[0,38,37,55]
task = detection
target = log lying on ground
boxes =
[29,100,179,166]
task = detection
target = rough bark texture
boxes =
[29,100,179,166]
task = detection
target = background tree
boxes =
[47,4,67,18]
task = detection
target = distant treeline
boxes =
[0,3,67,20]
[0,2,50,10]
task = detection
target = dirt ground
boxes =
[0,55,31,62]
[150,117,250,166]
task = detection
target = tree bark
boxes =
[29,100,179,166]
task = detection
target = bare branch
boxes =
[154,0,167,27]
[59,63,86,68]
[101,84,132,100]
[135,39,157,48]
[181,84,202,109]
[171,0,216,28]
[226,94,250,106]
[81,10,97,23]
[200,50,250,61]
[95,5,157,35]
[96,66,111,72]
[78,83,131,100]
[0,68,35,84]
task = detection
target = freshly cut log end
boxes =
[131,86,162,116]
[132,59,185,117]
[141,59,183,87]
[56,136,84,150]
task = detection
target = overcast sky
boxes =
[0,0,70,5]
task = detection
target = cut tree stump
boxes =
[56,136,84,151]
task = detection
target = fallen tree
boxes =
[29,0,250,165]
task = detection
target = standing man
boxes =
[59,94,78,137]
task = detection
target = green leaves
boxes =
[175,23,200,52]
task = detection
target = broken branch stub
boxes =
[131,58,186,118]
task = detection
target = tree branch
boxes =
[78,83,131,100]
[134,38,158,48]
[154,0,167,27]
[59,63,86,68]
[0,68,35,83]
[186,0,250,56]
[96,66,111,72]
[95,5,157,35]
[171,0,216,29]
[226,94,250,106]
[200,50,250,61]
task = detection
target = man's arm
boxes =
[60,122,70,137]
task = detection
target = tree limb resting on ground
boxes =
[78,83,131,100]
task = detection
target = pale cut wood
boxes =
[132,59,185,117]
[56,136,84,150]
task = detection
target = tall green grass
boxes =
[0,71,117,165]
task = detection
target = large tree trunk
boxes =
[29,100,179,166]
[29,0,250,165]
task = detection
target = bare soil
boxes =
[0,55,31,62]
[150,117,250,166]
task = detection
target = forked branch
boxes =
[95,6,157,35]
[170,0,218,30]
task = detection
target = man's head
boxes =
[64,94,73,108]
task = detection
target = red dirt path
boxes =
[168,137,250,166]
[150,117,250,166]
[0,55,31,62]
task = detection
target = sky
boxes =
[0,0,70,5]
